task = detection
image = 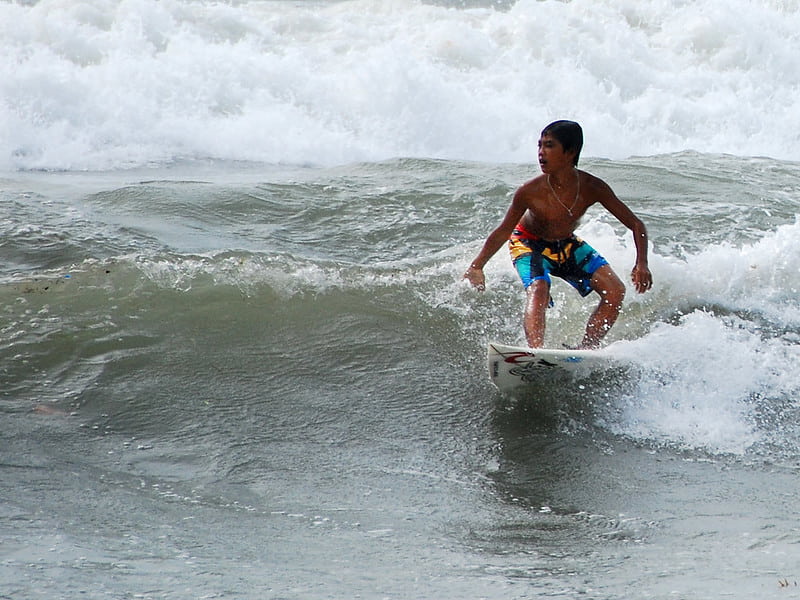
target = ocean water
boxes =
[3,1,800,599]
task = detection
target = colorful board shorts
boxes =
[508,226,608,296]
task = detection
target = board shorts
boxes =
[508,223,608,296]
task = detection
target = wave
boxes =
[3,0,800,170]
[3,153,800,463]
[4,215,800,460]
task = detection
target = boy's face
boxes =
[538,133,575,174]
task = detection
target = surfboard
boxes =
[487,341,613,394]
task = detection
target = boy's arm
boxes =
[592,177,653,293]
[464,192,527,290]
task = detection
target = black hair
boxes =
[542,120,583,166]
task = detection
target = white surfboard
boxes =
[487,341,616,394]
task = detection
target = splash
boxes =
[598,222,800,456]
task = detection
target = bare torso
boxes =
[516,171,596,241]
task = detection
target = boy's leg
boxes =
[581,265,625,349]
[523,279,551,348]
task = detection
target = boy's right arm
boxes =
[463,192,527,290]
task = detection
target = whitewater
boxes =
[2,0,800,170]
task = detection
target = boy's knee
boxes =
[598,278,625,306]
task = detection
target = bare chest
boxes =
[521,191,586,240]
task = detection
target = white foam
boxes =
[612,306,800,454]
[4,0,800,170]
[591,219,800,455]
[656,219,800,325]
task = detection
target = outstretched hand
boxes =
[631,264,653,294]
[463,266,486,292]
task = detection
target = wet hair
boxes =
[542,120,583,166]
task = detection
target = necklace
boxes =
[546,171,580,217]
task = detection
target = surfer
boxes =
[464,120,652,349]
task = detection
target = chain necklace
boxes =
[546,171,580,217]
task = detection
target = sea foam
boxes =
[3,0,800,171]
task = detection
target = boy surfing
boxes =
[464,120,652,349]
